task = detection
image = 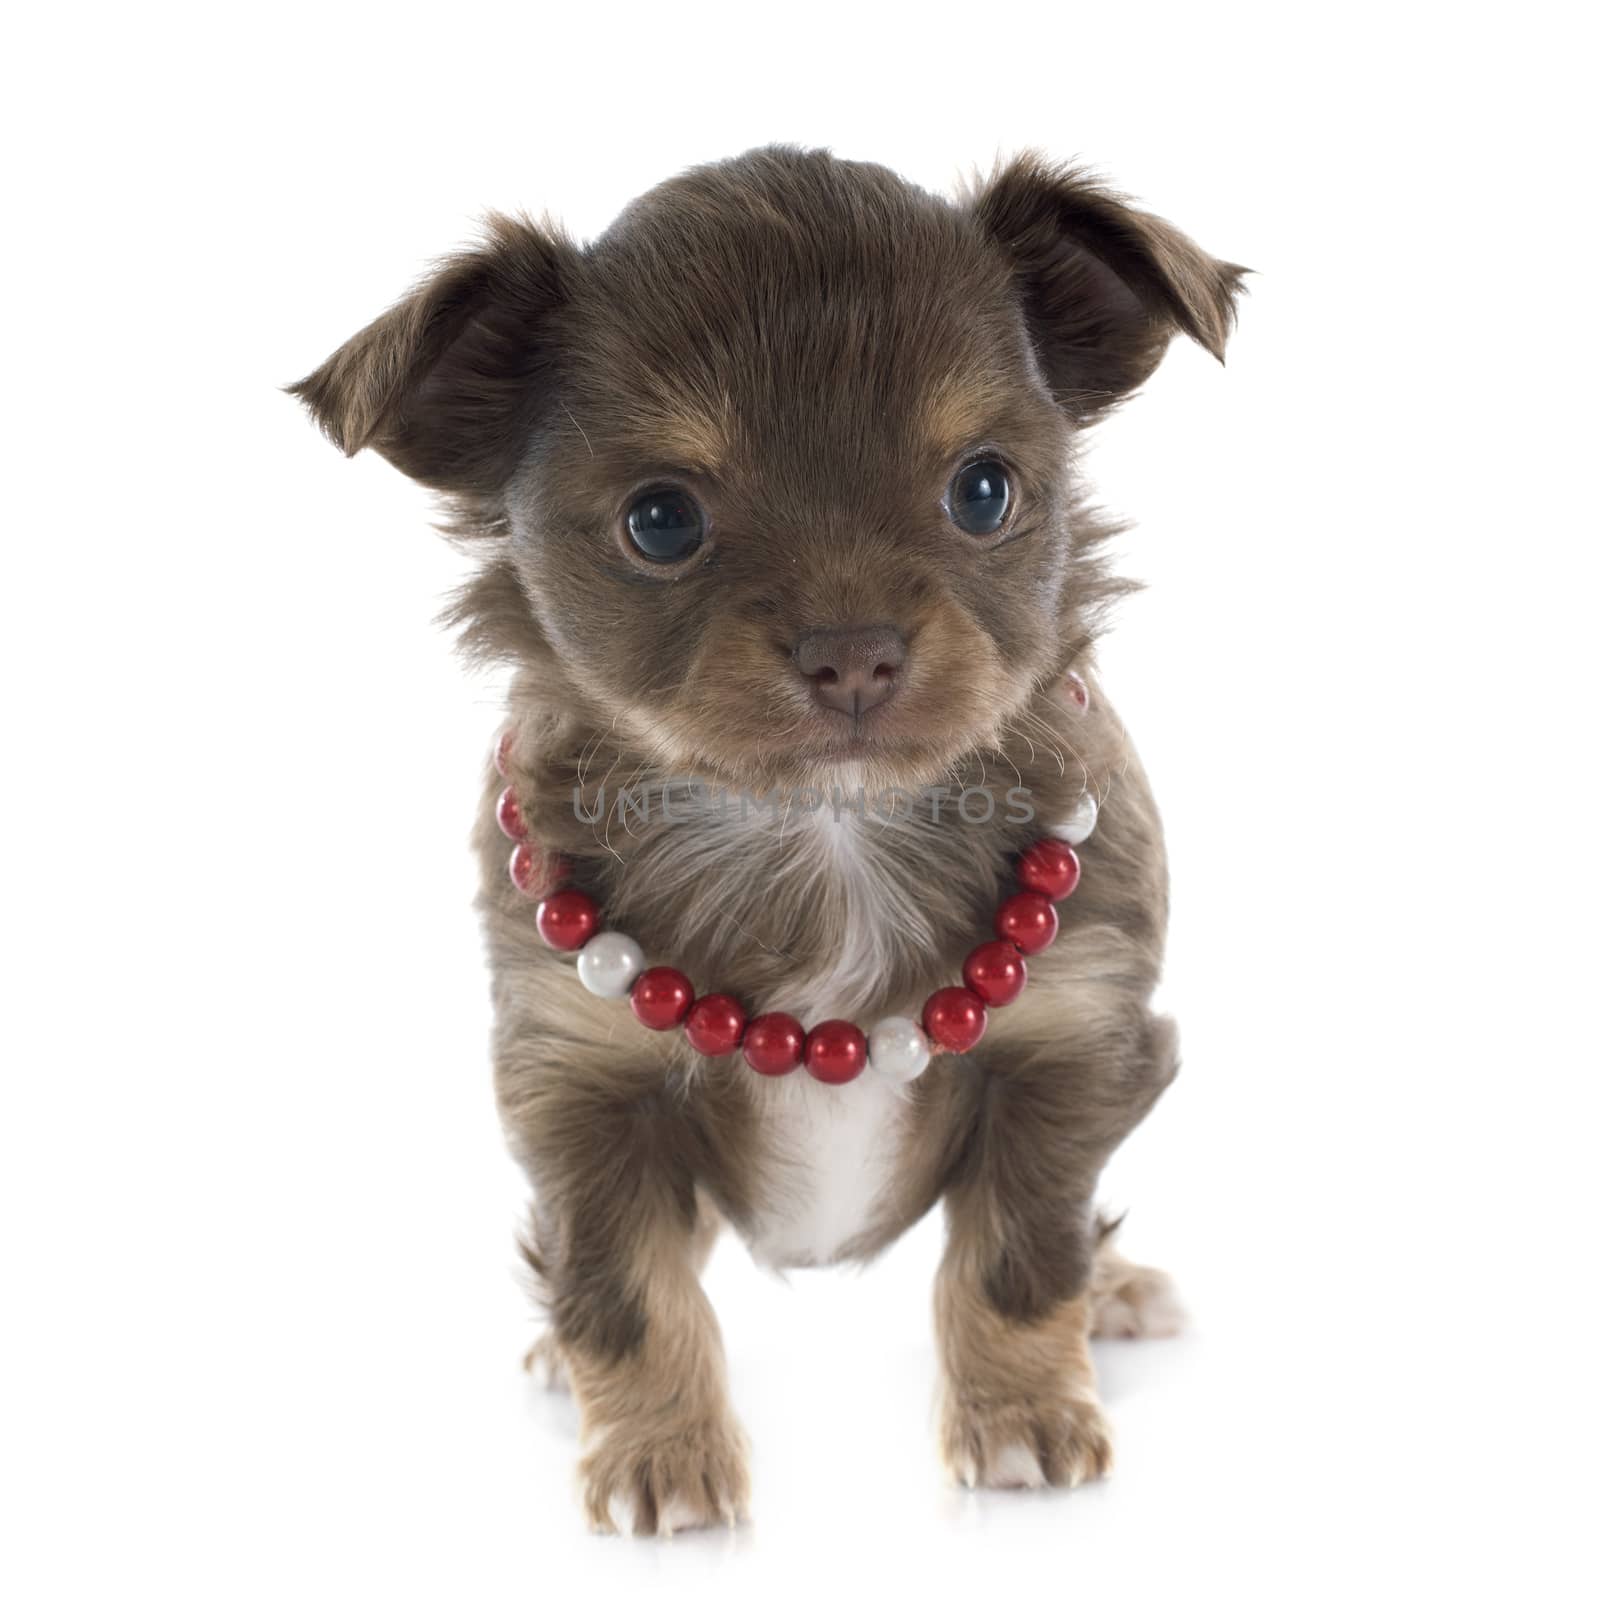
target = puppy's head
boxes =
[293,148,1243,787]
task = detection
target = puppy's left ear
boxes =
[289,214,579,493]
[970,155,1247,422]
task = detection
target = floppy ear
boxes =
[970,155,1247,422]
[288,214,579,492]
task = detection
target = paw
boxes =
[1090,1258,1185,1340]
[521,1331,570,1391]
[941,1393,1113,1490]
[580,1414,750,1536]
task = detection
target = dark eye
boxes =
[948,458,1012,536]
[625,488,706,562]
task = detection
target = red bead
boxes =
[495,785,529,841]
[494,728,515,776]
[743,1013,806,1076]
[995,891,1059,954]
[508,841,566,899]
[804,1019,868,1084]
[630,967,695,1030]
[685,993,747,1056]
[962,940,1028,1006]
[535,889,600,951]
[922,986,988,1052]
[1017,837,1081,901]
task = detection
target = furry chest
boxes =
[740,1066,910,1269]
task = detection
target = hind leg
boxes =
[1090,1224,1186,1339]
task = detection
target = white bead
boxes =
[1052,791,1099,846]
[576,932,645,999]
[866,1016,931,1083]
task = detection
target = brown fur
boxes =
[937,1280,1109,1490]
[291,145,1244,1532]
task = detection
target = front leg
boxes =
[563,1209,748,1535]
[937,1253,1109,1489]
[935,1010,1178,1489]
[482,751,760,1535]
[517,1081,750,1536]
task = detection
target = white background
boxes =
[4,3,1595,1595]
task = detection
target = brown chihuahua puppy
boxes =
[293,147,1243,1534]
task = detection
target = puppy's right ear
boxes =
[289,215,578,493]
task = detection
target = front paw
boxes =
[580,1411,751,1536]
[940,1392,1113,1490]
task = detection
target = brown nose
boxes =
[792,625,908,717]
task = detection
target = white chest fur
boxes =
[744,803,925,1267]
[744,1064,908,1269]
